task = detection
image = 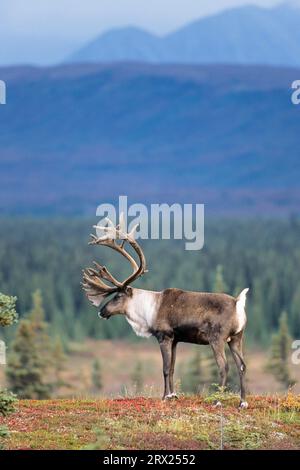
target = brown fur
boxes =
[152,289,237,344]
[99,287,248,406]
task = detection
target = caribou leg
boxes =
[228,333,248,408]
[159,336,173,399]
[169,340,178,398]
[210,340,229,404]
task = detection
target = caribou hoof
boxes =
[214,401,222,408]
[163,393,177,400]
[239,401,248,409]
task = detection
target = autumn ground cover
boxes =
[1,394,300,450]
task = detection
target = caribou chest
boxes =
[125,290,160,338]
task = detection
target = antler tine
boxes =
[92,261,123,288]
[83,215,147,299]
[82,269,117,293]
[90,229,139,272]
[103,219,147,288]
[121,236,147,288]
[105,217,115,227]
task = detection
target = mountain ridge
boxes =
[67,4,300,68]
[0,62,299,215]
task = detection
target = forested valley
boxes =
[0,217,299,345]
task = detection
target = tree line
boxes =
[0,217,299,345]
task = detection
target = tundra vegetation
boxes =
[0,394,300,450]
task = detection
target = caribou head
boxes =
[82,215,147,320]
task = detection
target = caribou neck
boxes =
[125,288,161,338]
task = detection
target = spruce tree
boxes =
[28,290,52,364]
[131,360,144,394]
[92,359,103,392]
[213,265,228,293]
[291,286,300,338]
[0,293,18,327]
[6,320,51,398]
[0,292,18,449]
[52,336,66,392]
[181,348,206,394]
[6,291,53,399]
[266,312,295,389]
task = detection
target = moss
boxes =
[0,395,300,450]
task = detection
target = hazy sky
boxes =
[0,0,296,65]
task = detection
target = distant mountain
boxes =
[68,27,161,63]
[67,4,300,67]
[0,62,299,215]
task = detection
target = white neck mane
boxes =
[125,289,161,338]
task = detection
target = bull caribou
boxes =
[82,217,249,408]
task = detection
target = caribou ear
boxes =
[125,286,133,297]
[83,286,110,307]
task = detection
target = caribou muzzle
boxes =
[98,305,111,320]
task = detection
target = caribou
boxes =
[82,217,249,408]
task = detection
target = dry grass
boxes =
[2,339,299,450]
[1,339,300,397]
